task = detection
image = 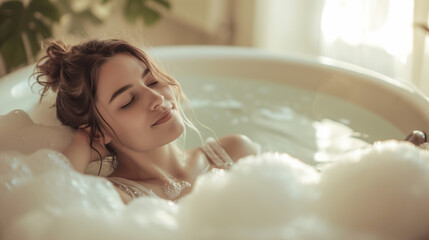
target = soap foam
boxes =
[1,109,429,240]
[318,141,429,239]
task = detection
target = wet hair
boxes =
[34,39,201,174]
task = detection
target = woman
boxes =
[35,39,258,203]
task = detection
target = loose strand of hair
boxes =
[179,93,218,141]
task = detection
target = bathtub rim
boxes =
[1,45,429,136]
[148,46,429,136]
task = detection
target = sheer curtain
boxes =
[249,0,429,96]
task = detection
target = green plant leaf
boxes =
[0,31,27,70]
[28,0,61,22]
[0,0,172,72]
[31,17,53,38]
[0,0,59,71]
[0,1,23,46]
[123,0,168,25]
[27,28,42,56]
[140,5,160,25]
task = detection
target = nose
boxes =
[148,90,165,110]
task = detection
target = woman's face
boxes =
[95,53,184,152]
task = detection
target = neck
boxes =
[110,143,186,183]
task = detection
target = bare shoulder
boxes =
[217,134,258,162]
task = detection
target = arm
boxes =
[63,130,133,204]
[62,130,108,173]
[218,134,258,162]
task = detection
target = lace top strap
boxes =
[201,137,234,170]
[108,177,159,199]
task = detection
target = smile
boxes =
[152,107,174,127]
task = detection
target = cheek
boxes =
[110,110,185,151]
[117,114,148,134]
[112,122,149,148]
[102,111,148,142]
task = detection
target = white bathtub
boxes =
[2,46,429,164]
[2,46,429,128]
[2,46,429,239]
[151,46,429,135]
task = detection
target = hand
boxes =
[63,128,111,173]
[72,128,110,162]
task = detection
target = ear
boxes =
[101,133,112,145]
[79,125,112,145]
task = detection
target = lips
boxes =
[152,107,174,127]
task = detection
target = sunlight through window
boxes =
[321,0,413,64]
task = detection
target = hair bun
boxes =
[34,40,71,95]
[46,40,69,63]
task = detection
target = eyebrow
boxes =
[108,68,150,104]
[109,84,133,104]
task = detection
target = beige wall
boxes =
[53,0,239,49]
[0,0,257,76]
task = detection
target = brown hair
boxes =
[34,39,201,173]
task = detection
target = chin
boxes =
[172,121,185,139]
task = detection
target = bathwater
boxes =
[180,76,403,167]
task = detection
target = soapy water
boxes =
[1,77,429,239]
[180,76,403,167]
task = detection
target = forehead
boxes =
[96,53,147,98]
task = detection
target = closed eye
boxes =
[148,81,158,87]
[121,96,135,109]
